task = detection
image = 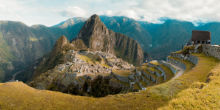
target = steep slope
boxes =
[100,16,152,50]
[0,21,57,82]
[0,20,84,82]
[139,20,195,59]
[76,14,144,65]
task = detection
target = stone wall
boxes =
[171,53,198,65]
[202,45,220,59]
[112,73,129,83]
[158,61,177,74]
[167,57,186,70]
[147,63,166,81]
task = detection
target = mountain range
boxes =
[1,15,220,82]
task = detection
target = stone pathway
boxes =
[168,63,184,80]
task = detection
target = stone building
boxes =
[191,30,211,45]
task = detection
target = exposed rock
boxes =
[73,14,144,66]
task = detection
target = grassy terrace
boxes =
[0,54,219,110]
[112,69,133,76]
[159,64,174,82]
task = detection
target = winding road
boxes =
[7,70,24,82]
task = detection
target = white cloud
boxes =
[0,0,220,26]
[60,6,88,18]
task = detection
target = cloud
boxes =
[0,0,220,26]
[60,6,87,18]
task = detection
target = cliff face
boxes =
[75,15,144,65]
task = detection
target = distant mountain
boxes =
[54,17,86,28]
[0,20,84,82]
[100,16,152,50]
[0,21,57,82]
[139,19,195,59]
[139,20,220,59]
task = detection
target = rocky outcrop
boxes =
[73,14,144,66]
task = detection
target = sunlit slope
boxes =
[0,53,219,110]
[160,54,220,110]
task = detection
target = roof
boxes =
[191,30,211,41]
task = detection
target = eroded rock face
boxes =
[74,14,144,66]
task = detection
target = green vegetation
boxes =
[29,37,39,42]
[0,32,14,62]
[0,32,14,82]
[174,45,195,55]
[112,70,132,76]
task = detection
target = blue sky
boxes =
[0,0,219,26]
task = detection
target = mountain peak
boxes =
[76,14,108,47]
[86,14,103,27]
[53,35,69,54]
[90,14,100,21]
[74,15,144,65]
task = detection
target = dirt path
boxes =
[168,63,185,80]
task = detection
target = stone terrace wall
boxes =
[171,53,198,65]
[167,57,186,70]
[158,61,177,74]
[202,45,220,60]
[147,63,166,80]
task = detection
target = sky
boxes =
[0,0,219,26]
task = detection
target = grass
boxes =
[112,69,133,76]
[77,54,95,64]
[159,64,174,81]
[174,45,195,54]
[0,53,219,110]
[77,54,110,68]
[29,37,39,42]
[159,54,220,109]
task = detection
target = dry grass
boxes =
[112,69,133,76]
[159,55,220,109]
[29,37,39,42]
[0,54,219,110]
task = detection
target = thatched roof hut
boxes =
[191,30,211,44]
